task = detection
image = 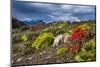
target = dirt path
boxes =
[12,47,76,66]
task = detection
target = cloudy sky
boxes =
[12,0,96,23]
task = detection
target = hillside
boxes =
[12,17,27,29]
[12,19,96,66]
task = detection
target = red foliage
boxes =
[67,44,83,53]
[64,27,94,54]
[32,23,45,31]
[68,28,88,41]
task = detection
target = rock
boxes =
[45,56,51,59]
[40,52,43,55]
[56,59,61,63]
[17,58,22,62]
[28,56,33,60]
[11,60,14,63]
[42,51,46,54]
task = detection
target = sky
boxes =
[12,0,96,23]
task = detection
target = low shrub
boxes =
[32,32,54,49]
[56,48,68,57]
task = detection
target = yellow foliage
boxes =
[88,39,96,46]
[20,34,28,41]
[32,32,54,49]
[79,24,90,29]
[56,48,68,55]
[74,55,84,62]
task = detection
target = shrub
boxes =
[20,34,28,41]
[67,44,83,54]
[32,32,54,49]
[84,39,96,50]
[79,49,96,61]
[74,55,84,62]
[56,48,68,56]
[77,39,96,61]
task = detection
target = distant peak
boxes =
[22,18,45,25]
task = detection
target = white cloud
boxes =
[49,14,80,22]
[73,6,95,13]
[14,1,95,22]
[61,5,73,10]
[30,3,53,8]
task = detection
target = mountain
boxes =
[12,17,27,29]
[23,18,46,25]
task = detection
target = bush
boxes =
[76,39,96,61]
[79,49,96,61]
[84,39,96,50]
[74,55,84,62]
[12,43,34,57]
[32,32,54,49]
[20,34,28,41]
[56,48,68,56]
